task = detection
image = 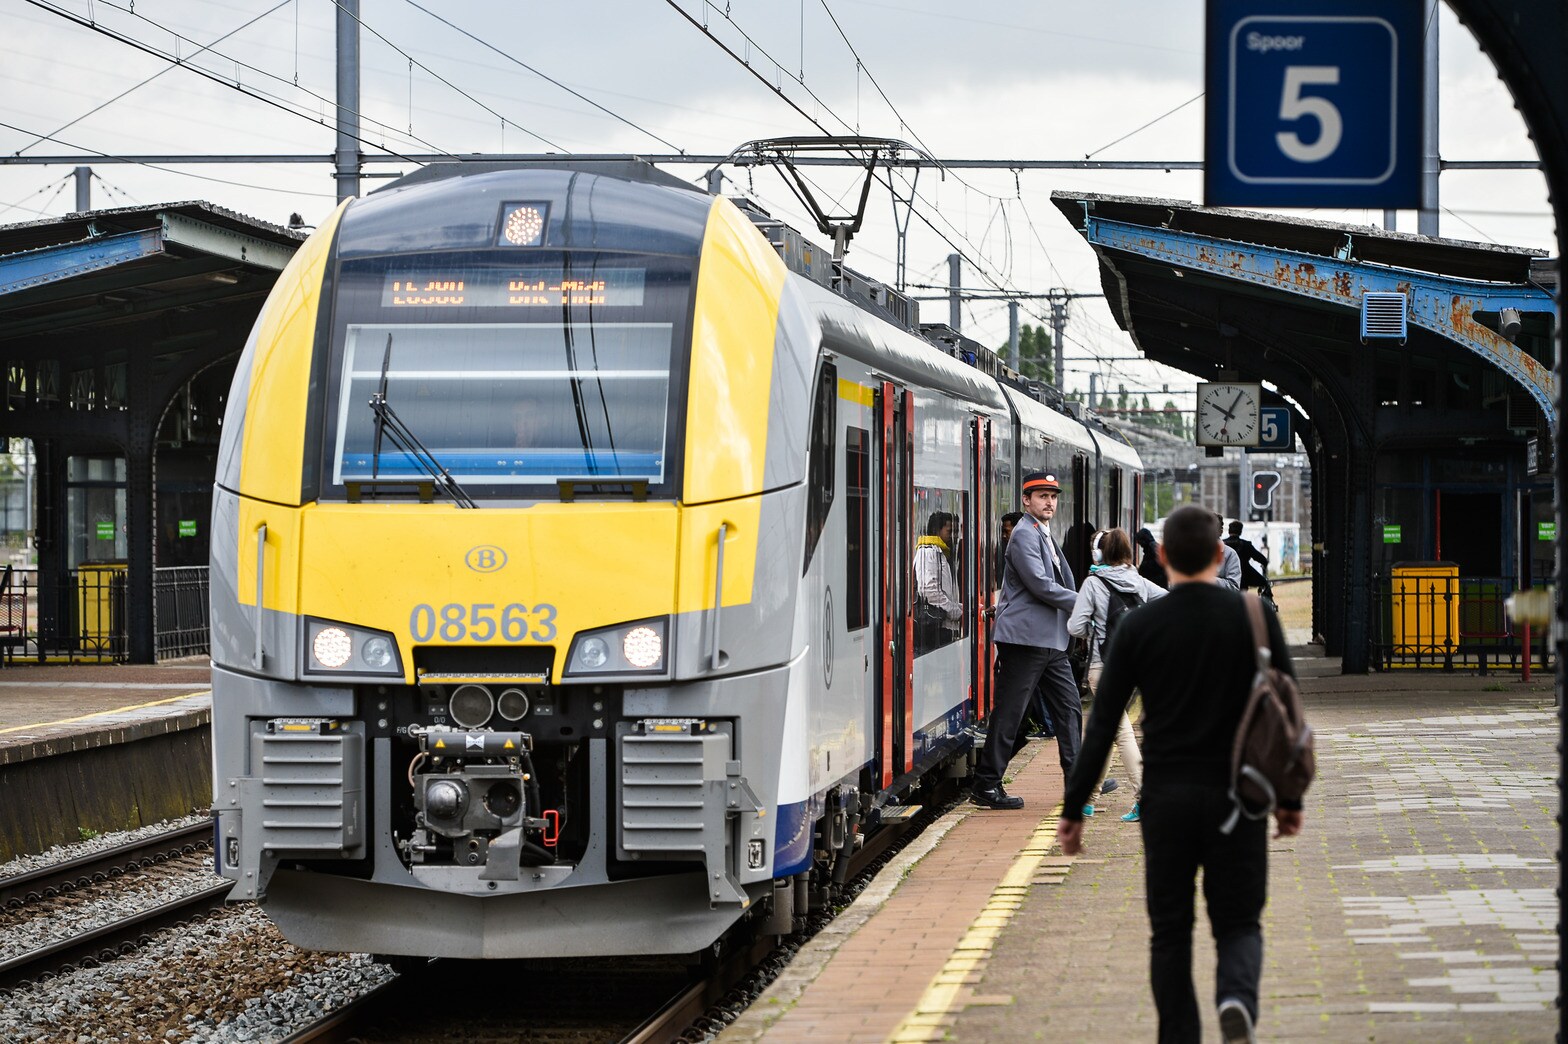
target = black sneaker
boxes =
[971,785,1024,810]
[1100,778,1119,795]
[1217,998,1256,1044]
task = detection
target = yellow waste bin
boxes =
[1390,562,1460,655]
[77,562,127,650]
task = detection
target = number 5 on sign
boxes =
[1275,66,1342,162]
[1255,407,1291,451]
[1205,0,1422,208]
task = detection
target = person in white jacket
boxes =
[1068,527,1167,822]
[914,511,963,652]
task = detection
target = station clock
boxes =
[1195,382,1262,447]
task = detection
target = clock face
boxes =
[1196,383,1262,446]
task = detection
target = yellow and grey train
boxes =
[209,160,1142,959]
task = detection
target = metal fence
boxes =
[1370,571,1552,673]
[0,564,210,664]
[153,566,210,660]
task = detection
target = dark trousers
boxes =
[1140,782,1268,1044]
[975,642,1081,789]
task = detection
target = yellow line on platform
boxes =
[0,690,212,735]
[887,805,1071,1044]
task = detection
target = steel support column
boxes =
[1342,352,1377,674]
[123,355,156,664]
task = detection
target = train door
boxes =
[1068,453,1091,580]
[1108,467,1123,535]
[875,382,915,788]
[971,415,992,722]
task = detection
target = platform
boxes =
[724,650,1558,1043]
[0,662,212,861]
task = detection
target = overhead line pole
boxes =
[334,0,361,202]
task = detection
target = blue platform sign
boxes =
[1250,406,1293,451]
[1205,0,1423,208]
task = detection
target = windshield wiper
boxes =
[365,334,478,509]
[370,333,393,479]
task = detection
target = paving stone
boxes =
[948,659,1557,1043]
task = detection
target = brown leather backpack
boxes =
[1221,595,1316,834]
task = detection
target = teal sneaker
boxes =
[1121,803,1141,823]
[1082,804,1095,817]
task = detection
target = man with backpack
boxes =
[1067,528,1165,820]
[1058,505,1306,1044]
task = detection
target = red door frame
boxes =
[901,393,916,776]
[971,415,991,721]
[877,382,896,789]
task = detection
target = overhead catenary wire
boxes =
[1083,92,1203,160]
[12,0,294,157]
[0,117,339,199]
[53,0,443,157]
[20,0,436,167]
[0,174,71,221]
[329,0,567,153]
[401,0,687,155]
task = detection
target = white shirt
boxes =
[914,542,963,623]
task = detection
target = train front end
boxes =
[209,165,814,958]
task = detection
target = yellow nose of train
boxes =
[214,165,794,685]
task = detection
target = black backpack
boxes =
[1221,594,1316,834]
[1093,574,1143,658]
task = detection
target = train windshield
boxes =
[324,250,693,496]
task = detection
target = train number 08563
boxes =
[409,603,558,643]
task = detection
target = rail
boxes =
[1369,571,1552,673]
[0,820,222,991]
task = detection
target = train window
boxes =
[802,361,837,573]
[913,487,969,656]
[845,426,870,630]
[321,250,693,498]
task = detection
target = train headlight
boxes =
[565,617,669,677]
[304,618,404,676]
[362,637,395,669]
[312,627,353,669]
[578,637,610,669]
[622,626,662,669]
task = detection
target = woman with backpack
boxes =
[1067,528,1166,821]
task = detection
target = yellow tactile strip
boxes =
[887,808,1074,1043]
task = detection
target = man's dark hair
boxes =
[1228,520,1244,537]
[1135,526,1157,549]
[925,511,954,536]
[1163,506,1222,575]
[1001,511,1024,527]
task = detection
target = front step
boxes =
[879,805,922,822]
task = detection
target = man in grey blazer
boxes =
[973,471,1081,810]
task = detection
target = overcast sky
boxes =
[0,0,1554,405]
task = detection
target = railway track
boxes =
[0,820,228,993]
[0,819,212,910]
[277,783,952,1043]
[0,880,232,992]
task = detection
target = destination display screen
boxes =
[381,267,646,308]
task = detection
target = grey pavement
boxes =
[947,654,1558,1042]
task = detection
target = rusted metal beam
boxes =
[1080,215,1557,429]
